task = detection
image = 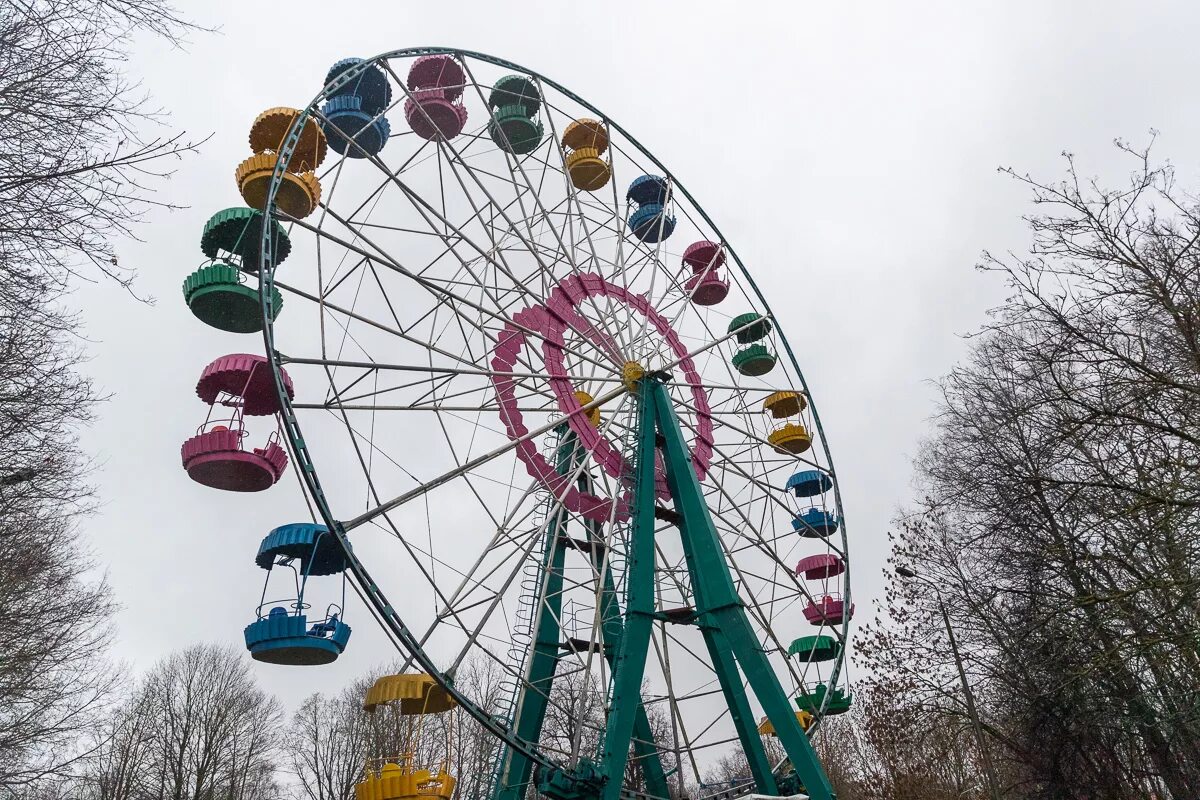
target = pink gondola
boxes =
[181,354,294,492]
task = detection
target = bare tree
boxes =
[0,281,119,795]
[448,657,508,800]
[288,679,377,800]
[860,138,1200,799]
[809,685,990,800]
[71,644,284,800]
[0,1,199,794]
[129,642,283,800]
[0,0,202,294]
[87,691,156,800]
[284,656,681,800]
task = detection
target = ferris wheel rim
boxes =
[254,46,852,771]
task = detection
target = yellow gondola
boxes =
[235,155,321,219]
[236,107,326,219]
[562,118,611,191]
[248,107,328,172]
[768,423,812,455]
[763,391,812,455]
[355,674,457,800]
[364,672,455,713]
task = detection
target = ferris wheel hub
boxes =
[621,360,645,391]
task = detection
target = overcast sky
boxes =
[74,0,1200,708]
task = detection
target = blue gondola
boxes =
[244,523,353,665]
[626,175,676,243]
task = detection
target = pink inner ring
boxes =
[490,273,714,523]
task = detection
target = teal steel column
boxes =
[660,385,775,791]
[598,378,660,800]
[583,486,670,798]
[696,612,777,790]
[494,432,577,800]
[650,379,836,800]
[628,706,669,798]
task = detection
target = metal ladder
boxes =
[484,427,564,793]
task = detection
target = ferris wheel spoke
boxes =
[429,88,637,366]
[670,394,828,477]
[317,253,373,302]
[311,205,516,335]
[443,150,557,192]
[288,376,638,422]
[398,178,561,284]
[324,205,628,383]
[284,358,623,422]
[536,104,656,360]
[429,544,609,738]
[313,255,380,389]
[418,378,547,418]
[650,609,702,788]
[379,67,636,370]
[609,244,660,288]
[315,186,541,353]
[382,484,560,660]
[656,624,722,689]
[294,340,617,394]
[653,314,769,378]
[310,155,418,298]
[451,177,633,367]
[329,374,462,411]
[632,185,676,353]
[437,145,562,271]
[419,474,557,625]
[417,517,547,671]
[661,286,735,349]
[601,133,635,301]
[653,306,753,398]
[484,100,635,361]
[271,274,556,388]
[301,380,505,414]
[315,161,390,236]
[310,395,507,639]
[342,385,625,531]
[290,211,622,379]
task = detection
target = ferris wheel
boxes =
[178,48,852,800]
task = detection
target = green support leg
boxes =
[598,380,661,800]
[629,707,670,798]
[698,624,778,792]
[650,379,836,800]
[586,500,670,799]
[669,465,776,790]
